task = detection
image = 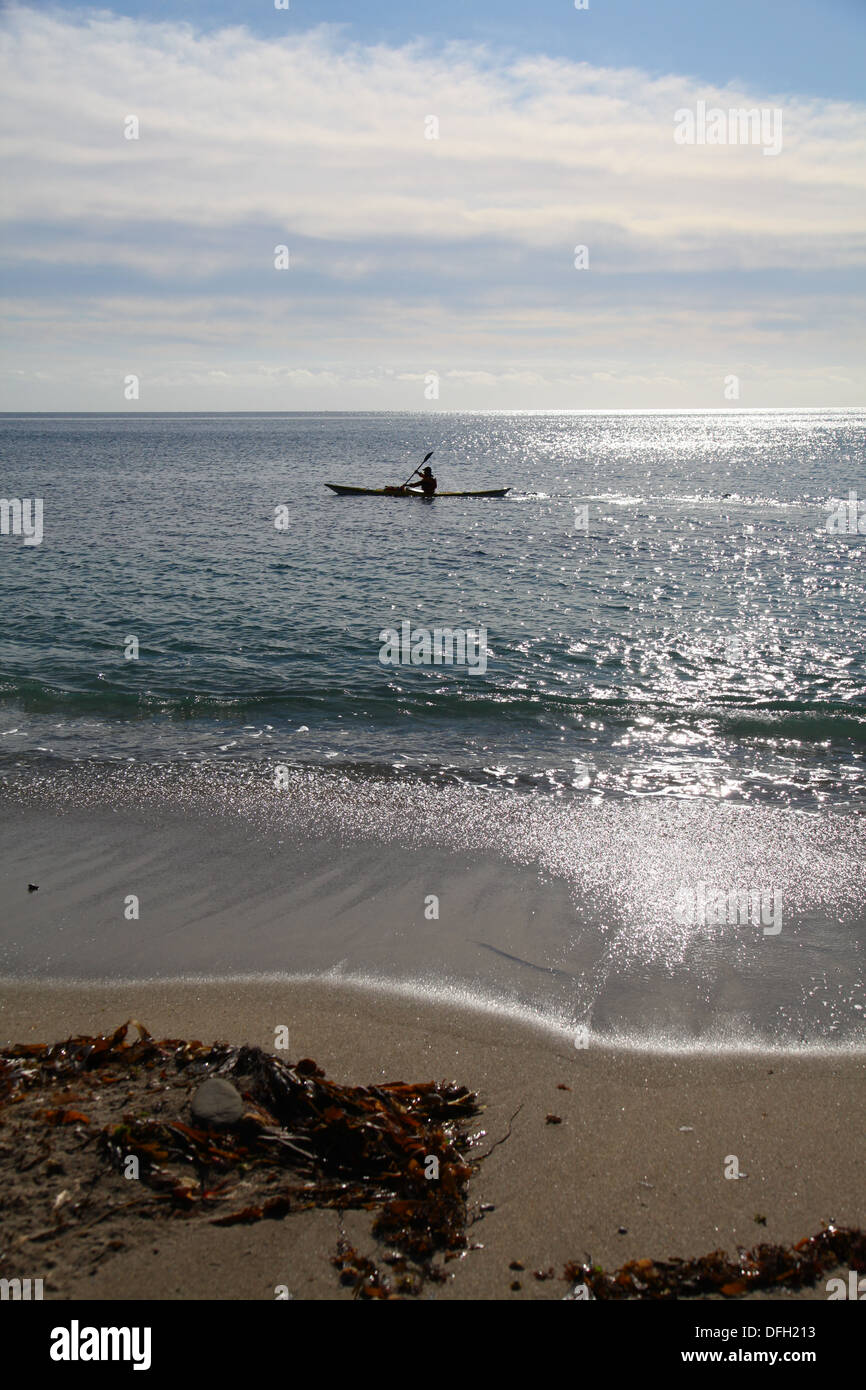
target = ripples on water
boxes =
[1,410,863,807]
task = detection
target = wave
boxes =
[1,673,864,743]
[0,664,861,733]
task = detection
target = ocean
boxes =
[1,410,864,1048]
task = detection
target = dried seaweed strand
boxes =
[565,1226,866,1299]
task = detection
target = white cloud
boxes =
[0,5,863,408]
[1,7,863,264]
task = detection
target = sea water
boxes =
[1,410,863,1046]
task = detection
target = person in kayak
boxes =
[410,465,437,495]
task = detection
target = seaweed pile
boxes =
[4,1021,863,1302]
[0,1021,481,1297]
[565,1226,866,1299]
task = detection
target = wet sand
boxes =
[2,780,864,1050]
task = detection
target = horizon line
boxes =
[1,405,864,418]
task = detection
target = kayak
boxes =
[326,484,510,497]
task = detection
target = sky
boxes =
[0,0,864,411]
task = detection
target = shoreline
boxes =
[2,977,863,1300]
[2,972,864,1059]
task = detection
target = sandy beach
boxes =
[2,977,863,1301]
[2,0,865,1341]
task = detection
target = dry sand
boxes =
[1,977,863,1300]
